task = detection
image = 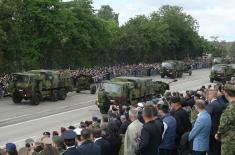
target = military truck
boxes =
[160,60,185,78]
[96,77,170,114]
[213,57,223,64]
[183,63,192,76]
[210,64,234,83]
[71,74,97,94]
[8,70,72,105]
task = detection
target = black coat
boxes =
[206,99,227,135]
[95,138,111,155]
[119,120,130,134]
[137,120,163,155]
[179,132,192,155]
[62,147,81,155]
[79,140,101,155]
[105,136,122,155]
[171,108,192,145]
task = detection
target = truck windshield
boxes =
[14,75,30,83]
[212,66,225,73]
[161,62,173,69]
[103,83,122,94]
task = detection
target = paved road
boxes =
[0,69,211,147]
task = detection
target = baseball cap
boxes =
[6,143,16,153]
[74,128,82,136]
[137,102,144,108]
[92,116,98,121]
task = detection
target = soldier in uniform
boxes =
[215,80,235,155]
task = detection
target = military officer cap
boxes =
[224,83,235,92]
[52,136,63,143]
[62,130,77,140]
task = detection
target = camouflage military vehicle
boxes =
[210,64,234,83]
[71,74,97,94]
[183,63,192,76]
[213,57,223,64]
[160,60,185,78]
[8,70,72,105]
[97,77,170,114]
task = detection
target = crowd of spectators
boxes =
[1,80,234,155]
[0,73,12,98]
[70,63,161,81]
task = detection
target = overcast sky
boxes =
[93,0,235,42]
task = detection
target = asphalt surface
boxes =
[0,69,211,147]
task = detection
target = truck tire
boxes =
[12,92,22,104]
[31,93,40,105]
[90,85,96,94]
[51,90,59,102]
[58,89,67,100]
[76,89,81,93]
[161,74,164,78]
[179,72,183,78]
[210,78,214,83]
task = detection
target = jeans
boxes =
[192,151,206,155]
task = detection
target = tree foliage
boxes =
[0,2,216,72]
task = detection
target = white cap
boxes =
[137,102,144,108]
[74,128,82,136]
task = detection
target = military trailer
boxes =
[97,77,169,114]
[160,60,185,78]
[8,70,72,105]
[71,74,97,94]
[210,64,234,83]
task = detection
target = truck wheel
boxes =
[31,93,40,105]
[210,78,214,83]
[58,89,67,100]
[179,72,183,78]
[76,89,81,93]
[12,92,22,104]
[161,74,164,78]
[51,90,59,101]
[90,85,96,94]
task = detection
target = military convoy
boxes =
[210,64,234,83]
[160,60,190,78]
[71,74,97,94]
[8,70,72,105]
[96,77,170,114]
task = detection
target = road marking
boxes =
[0,100,97,129]
[0,98,97,123]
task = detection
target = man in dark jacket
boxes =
[79,129,101,155]
[159,104,177,155]
[170,97,192,146]
[62,130,81,155]
[92,129,111,155]
[137,105,163,155]
[206,90,227,155]
[119,115,131,134]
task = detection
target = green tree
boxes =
[97,5,119,25]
